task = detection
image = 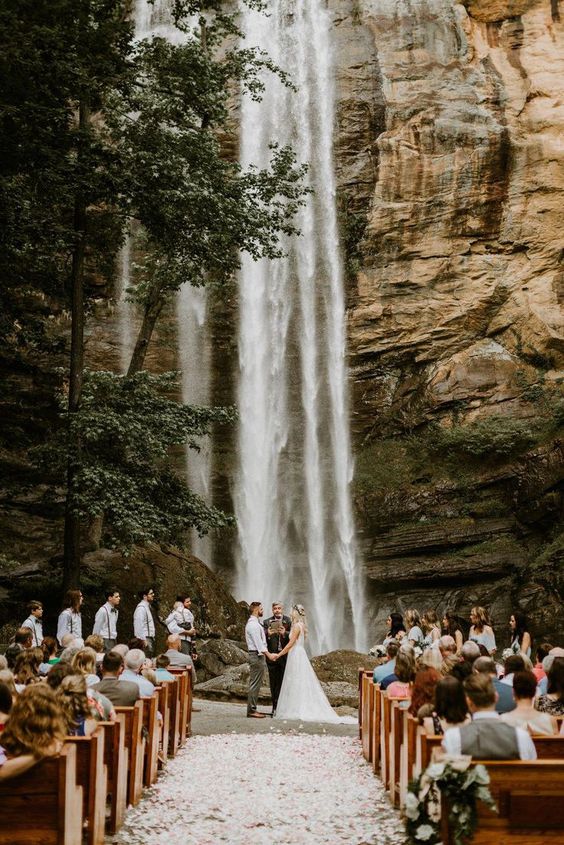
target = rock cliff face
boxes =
[0,1,562,648]
[331,0,564,642]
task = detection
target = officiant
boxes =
[263,601,291,717]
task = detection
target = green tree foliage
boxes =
[37,370,235,549]
[0,0,308,581]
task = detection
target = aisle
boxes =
[111,701,407,845]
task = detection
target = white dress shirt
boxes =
[57,608,82,645]
[245,616,267,654]
[133,600,155,639]
[21,615,43,646]
[442,711,537,760]
[165,606,194,641]
[92,602,119,639]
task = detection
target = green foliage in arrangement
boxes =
[36,371,236,550]
[405,759,496,845]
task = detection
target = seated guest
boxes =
[55,674,97,736]
[469,606,496,656]
[72,648,101,688]
[0,671,16,703]
[0,657,6,671]
[0,681,12,733]
[383,613,406,646]
[0,685,67,781]
[13,628,33,651]
[442,673,536,760]
[155,655,175,682]
[423,676,470,735]
[408,667,440,718]
[419,648,442,672]
[4,644,22,670]
[438,635,459,676]
[500,654,526,686]
[112,643,129,659]
[92,651,139,706]
[451,640,480,683]
[441,610,464,652]
[381,647,415,698]
[373,640,399,684]
[142,667,158,686]
[39,636,60,674]
[508,610,531,657]
[473,656,515,714]
[532,642,552,684]
[164,634,197,683]
[84,635,105,667]
[121,649,155,697]
[59,633,77,651]
[536,656,564,716]
[127,638,147,652]
[13,650,41,690]
[502,671,557,735]
[45,660,75,690]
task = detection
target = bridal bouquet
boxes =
[404,756,496,845]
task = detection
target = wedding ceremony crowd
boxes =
[0,587,197,780]
[369,606,564,757]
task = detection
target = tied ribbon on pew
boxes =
[404,756,497,845]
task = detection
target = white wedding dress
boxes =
[274,625,355,724]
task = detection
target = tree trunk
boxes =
[63,99,89,593]
[126,285,166,377]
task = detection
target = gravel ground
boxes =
[110,700,407,845]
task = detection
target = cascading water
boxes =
[133,0,213,566]
[236,0,366,654]
[116,231,136,374]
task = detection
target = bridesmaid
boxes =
[469,606,496,655]
[441,609,464,653]
[509,611,532,657]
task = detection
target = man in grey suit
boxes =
[92,651,140,706]
[164,634,196,685]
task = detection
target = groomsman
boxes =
[92,587,121,652]
[165,595,196,655]
[21,601,44,647]
[133,586,156,656]
[263,601,291,717]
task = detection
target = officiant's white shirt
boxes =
[245,616,267,654]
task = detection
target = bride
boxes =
[274,605,355,724]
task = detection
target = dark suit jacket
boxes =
[93,677,139,707]
[263,615,291,657]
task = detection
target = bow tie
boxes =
[111,608,117,613]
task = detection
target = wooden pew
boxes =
[389,699,408,806]
[100,715,128,835]
[163,677,180,757]
[141,692,160,787]
[441,760,564,844]
[114,700,145,806]
[358,668,365,739]
[168,667,191,744]
[370,682,382,774]
[419,732,564,776]
[361,673,374,761]
[0,743,83,845]
[157,682,171,768]
[66,726,107,845]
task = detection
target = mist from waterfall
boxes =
[236,1,366,654]
[133,0,213,566]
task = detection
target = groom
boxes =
[263,601,291,717]
[245,602,277,719]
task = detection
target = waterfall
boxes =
[236,0,366,654]
[133,0,213,566]
[116,231,135,374]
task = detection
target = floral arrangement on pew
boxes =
[404,756,497,845]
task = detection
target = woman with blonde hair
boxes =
[469,606,496,655]
[55,674,97,736]
[421,611,441,648]
[72,647,99,688]
[404,609,424,648]
[0,685,66,781]
[274,604,354,723]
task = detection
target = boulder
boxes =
[196,638,249,683]
[310,650,379,686]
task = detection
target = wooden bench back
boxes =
[441,760,564,844]
[157,682,170,764]
[66,726,107,845]
[99,715,128,834]
[0,744,83,845]
[168,667,191,743]
[141,692,160,786]
[163,677,180,756]
[114,700,145,806]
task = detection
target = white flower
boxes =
[426,762,445,779]
[473,764,490,786]
[405,791,420,820]
[443,754,471,772]
[415,823,435,841]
